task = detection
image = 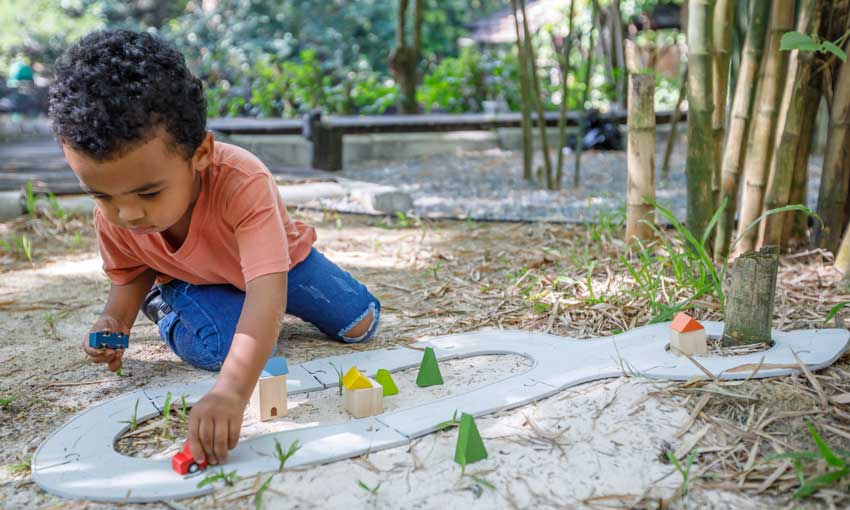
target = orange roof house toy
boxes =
[670,312,707,356]
[249,357,289,422]
[342,367,384,418]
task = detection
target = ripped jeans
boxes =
[156,248,381,371]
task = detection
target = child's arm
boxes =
[187,271,288,465]
[83,268,158,372]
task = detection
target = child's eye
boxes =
[139,191,161,199]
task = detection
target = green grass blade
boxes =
[730,205,819,253]
[826,302,850,325]
[793,467,850,498]
[807,421,846,468]
[701,196,728,247]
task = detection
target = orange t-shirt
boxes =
[94,142,317,290]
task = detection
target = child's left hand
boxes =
[186,388,246,466]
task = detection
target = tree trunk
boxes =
[686,0,716,238]
[722,246,779,346]
[575,0,599,189]
[555,0,577,189]
[596,6,620,108]
[511,0,535,181]
[760,0,822,248]
[626,73,656,242]
[714,0,771,260]
[610,0,627,110]
[813,40,850,253]
[712,0,734,206]
[389,0,423,114]
[734,1,795,255]
[661,65,687,179]
[520,0,554,189]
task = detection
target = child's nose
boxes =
[118,206,145,223]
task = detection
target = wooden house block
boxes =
[343,377,384,418]
[249,357,289,422]
[342,366,372,390]
[670,312,707,356]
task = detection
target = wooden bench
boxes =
[209,110,680,171]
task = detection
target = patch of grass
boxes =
[329,362,344,396]
[767,421,850,499]
[8,455,32,476]
[357,480,381,495]
[179,394,188,425]
[24,181,37,217]
[47,192,66,219]
[197,467,239,488]
[376,211,417,230]
[161,392,173,436]
[120,399,140,432]
[826,302,850,325]
[273,439,301,471]
[667,449,697,497]
[0,396,16,408]
[254,474,274,510]
[587,206,625,243]
[1,235,34,263]
[435,410,461,431]
[42,312,59,339]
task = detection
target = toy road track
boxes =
[32,323,848,503]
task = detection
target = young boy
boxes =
[48,30,380,467]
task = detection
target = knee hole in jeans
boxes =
[339,303,379,343]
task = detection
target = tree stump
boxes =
[721,246,780,346]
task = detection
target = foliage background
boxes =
[1,0,681,117]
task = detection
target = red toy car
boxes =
[172,443,208,475]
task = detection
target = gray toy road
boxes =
[32,323,849,503]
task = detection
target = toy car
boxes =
[172,443,208,475]
[88,331,129,350]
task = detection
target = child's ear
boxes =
[191,131,214,171]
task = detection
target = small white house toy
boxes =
[669,312,708,356]
[249,357,289,421]
[341,367,384,418]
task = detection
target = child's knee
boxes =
[339,303,380,343]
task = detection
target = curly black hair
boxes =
[48,29,207,161]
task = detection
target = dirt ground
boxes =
[1,208,849,510]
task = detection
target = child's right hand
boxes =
[84,316,130,372]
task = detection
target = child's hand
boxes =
[84,315,129,372]
[187,388,246,466]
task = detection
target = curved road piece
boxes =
[32,323,849,502]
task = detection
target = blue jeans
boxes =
[156,248,381,371]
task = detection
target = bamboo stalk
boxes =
[555,0,577,189]
[575,0,599,189]
[661,65,687,179]
[760,0,822,248]
[782,97,817,250]
[626,73,656,242]
[686,0,717,237]
[734,0,795,256]
[836,221,850,275]
[714,0,771,260]
[813,39,850,253]
[712,0,734,206]
[511,0,535,181]
[610,0,627,109]
[520,0,554,189]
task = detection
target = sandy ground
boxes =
[0,211,806,510]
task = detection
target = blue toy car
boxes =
[88,331,129,350]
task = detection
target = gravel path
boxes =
[324,139,822,223]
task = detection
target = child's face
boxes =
[63,128,213,235]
